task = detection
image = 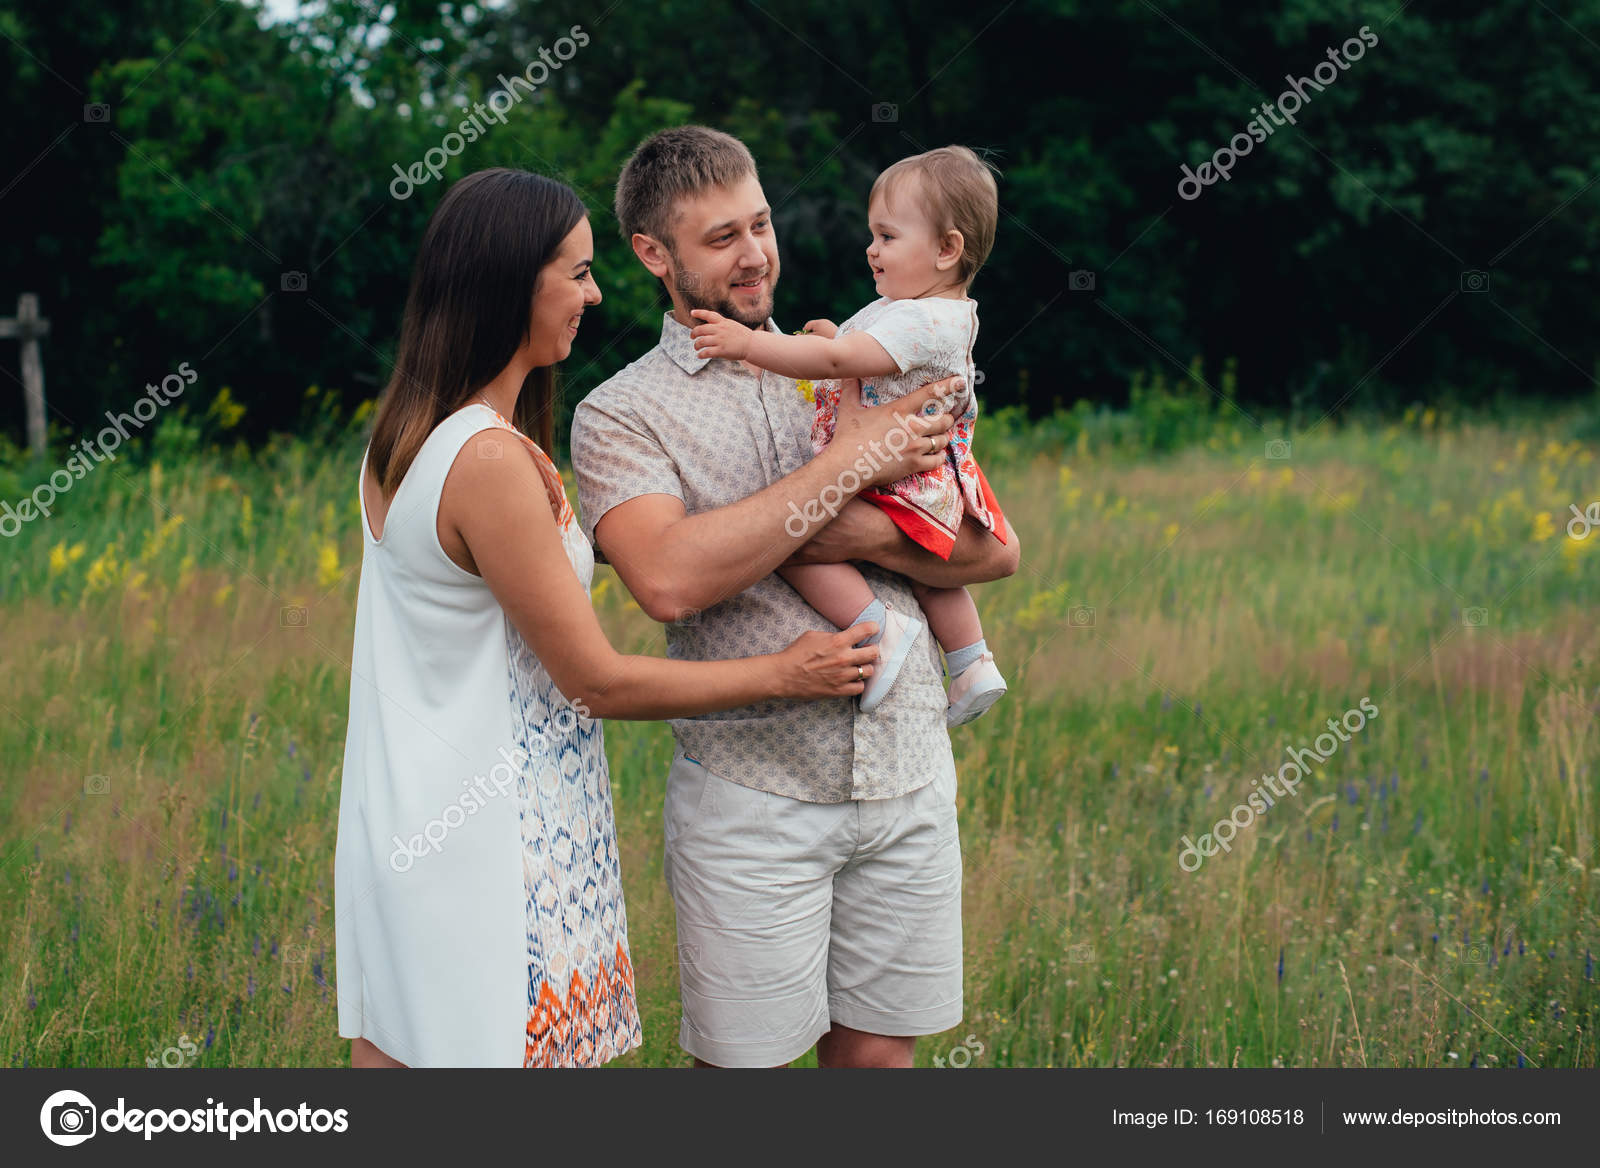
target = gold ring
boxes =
[927,436,937,455]
[857,665,865,681]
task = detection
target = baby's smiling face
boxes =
[865,173,964,300]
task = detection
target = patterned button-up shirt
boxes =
[570,310,957,803]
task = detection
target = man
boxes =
[571,125,1019,1068]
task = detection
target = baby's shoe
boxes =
[946,652,1007,726]
[858,606,925,713]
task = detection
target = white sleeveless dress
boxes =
[335,401,642,1067]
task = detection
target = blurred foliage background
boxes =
[3,0,1599,457]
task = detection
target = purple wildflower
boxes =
[1277,947,1284,983]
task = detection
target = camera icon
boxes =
[677,943,700,966]
[1462,940,1489,963]
[673,607,702,626]
[1462,607,1488,628]
[1460,270,1489,293]
[478,436,504,459]
[279,605,308,628]
[1068,269,1096,292]
[83,103,110,124]
[1266,438,1292,460]
[280,271,308,293]
[84,774,111,796]
[1068,605,1095,628]
[871,102,898,123]
[282,943,309,964]
[674,269,700,292]
[972,369,986,386]
[41,1090,97,1146]
[1067,942,1096,964]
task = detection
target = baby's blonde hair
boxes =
[869,145,1001,289]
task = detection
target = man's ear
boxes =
[632,232,671,280]
[935,228,966,273]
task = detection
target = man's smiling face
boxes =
[660,174,781,329]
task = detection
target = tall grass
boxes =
[2,392,1596,1067]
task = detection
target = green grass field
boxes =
[3,396,1596,1067]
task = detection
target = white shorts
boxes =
[661,751,964,1067]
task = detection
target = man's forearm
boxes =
[610,448,860,615]
[873,515,1021,588]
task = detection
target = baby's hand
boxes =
[690,309,752,360]
[802,318,838,339]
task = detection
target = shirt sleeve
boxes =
[858,299,947,375]
[569,392,685,561]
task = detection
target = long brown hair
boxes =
[367,167,588,495]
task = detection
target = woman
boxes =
[333,168,955,1068]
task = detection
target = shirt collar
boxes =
[659,309,784,376]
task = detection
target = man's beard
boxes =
[671,252,775,328]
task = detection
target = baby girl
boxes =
[691,145,1008,726]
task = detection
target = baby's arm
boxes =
[689,309,900,380]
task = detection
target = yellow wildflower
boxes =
[1531,511,1555,542]
[209,386,246,430]
[795,379,816,404]
[85,543,123,592]
[48,541,85,576]
[316,540,341,589]
[139,514,185,562]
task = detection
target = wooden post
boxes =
[0,293,51,457]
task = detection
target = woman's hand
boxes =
[826,376,960,488]
[771,623,881,699]
[689,309,753,360]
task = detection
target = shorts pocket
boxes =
[664,754,711,846]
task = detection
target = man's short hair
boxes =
[614,125,759,255]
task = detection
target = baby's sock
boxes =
[852,598,888,645]
[944,638,987,678]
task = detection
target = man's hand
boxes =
[802,318,838,338]
[829,377,958,487]
[689,309,753,360]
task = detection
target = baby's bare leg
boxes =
[912,581,984,653]
[779,562,881,633]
